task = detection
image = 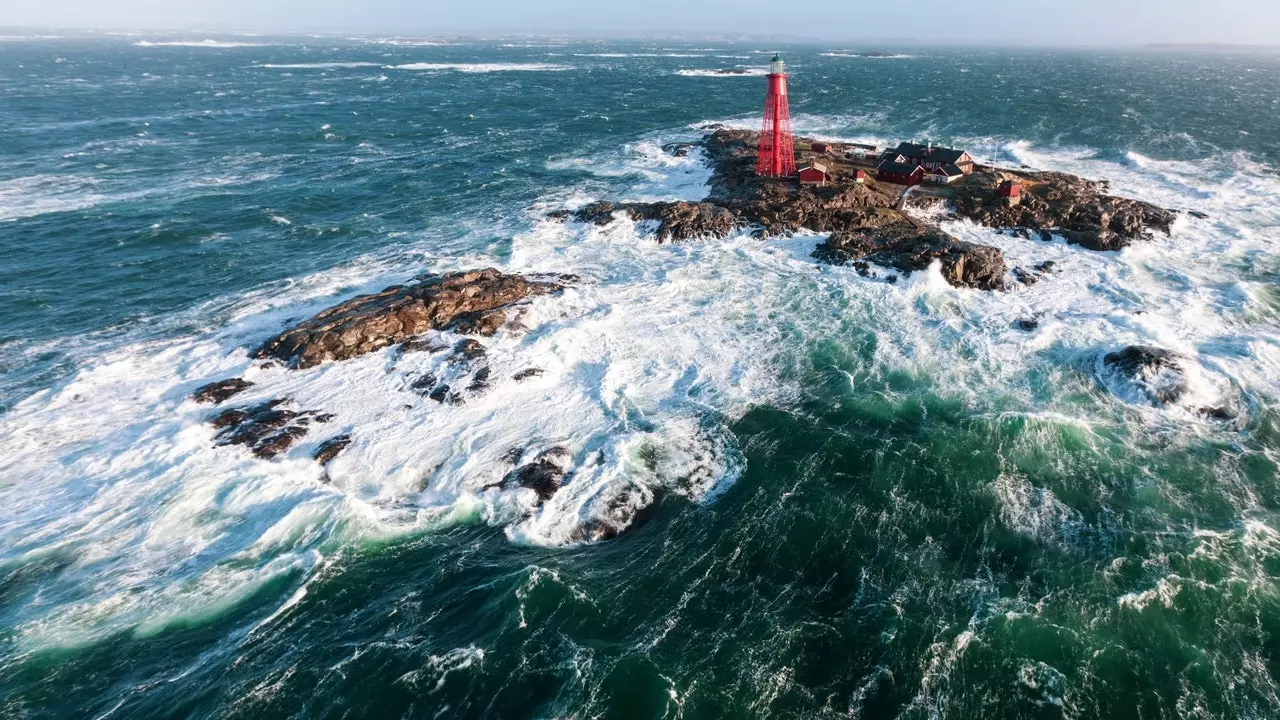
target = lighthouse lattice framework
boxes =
[756,54,796,177]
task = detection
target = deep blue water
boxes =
[1,35,1279,719]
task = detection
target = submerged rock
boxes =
[191,378,254,405]
[571,485,660,543]
[313,434,352,467]
[252,269,563,369]
[1013,260,1058,286]
[1103,346,1188,405]
[504,447,573,502]
[662,142,695,157]
[399,337,449,355]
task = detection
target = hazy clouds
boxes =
[2,0,1277,46]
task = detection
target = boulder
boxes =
[252,269,562,369]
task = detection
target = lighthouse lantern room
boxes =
[756,54,796,177]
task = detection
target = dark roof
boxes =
[893,142,969,165]
[877,161,921,175]
[931,163,964,177]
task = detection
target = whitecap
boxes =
[389,63,573,73]
[674,68,767,78]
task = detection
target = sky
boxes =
[2,0,1279,46]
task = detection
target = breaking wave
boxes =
[134,39,270,48]
[389,63,573,73]
[258,62,383,70]
[675,68,768,78]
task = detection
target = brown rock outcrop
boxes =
[814,226,1008,291]
[949,169,1176,251]
[252,269,564,369]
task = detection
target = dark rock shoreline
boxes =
[563,128,1177,290]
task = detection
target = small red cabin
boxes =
[811,142,831,153]
[876,161,924,186]
[798,162,829,186]
[999,180,1022,198]
[854,169,867,183]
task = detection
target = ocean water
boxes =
[1,34,1279,719]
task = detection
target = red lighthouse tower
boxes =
[756,54,796,177]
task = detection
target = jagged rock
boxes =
[191,378,254,405]
[314,435,352,467]
[253,426,309,460]
[209,399,319,459]
[467,366,491,393]
[504,447,573,501]
[513,368,544,381]
[252,269,563,369]
[451,339,487,362]
[428,384,460,405]
[451,309,508,336]
[1103,346,1188,405]
[545,209,573,222]
[951,169,1175,250]
[1188,210,1209,220]
[400,337,449,355]
[410,374,437,394]
[1014,317,1040,331]
[814,228,1007,290]
[573,200,740,242]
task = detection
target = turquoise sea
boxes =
[1,34,1279,718]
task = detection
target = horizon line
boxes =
[3,26,1280,51]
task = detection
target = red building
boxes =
[798,162,829,186]
[876,161,924,186]
[999,180,1023,205]
[811,142,831,153]
[853,169,867,183]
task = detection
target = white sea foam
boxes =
[820,52,914,59]
[369,38,454,46]
[389,63,572,73]
[258,62,382,70]
[674,68,767,78]
[575,53,707,58]
[134,40,269,48]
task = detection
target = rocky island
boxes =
[183,129,1200,544]
[564,128,1177,290]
